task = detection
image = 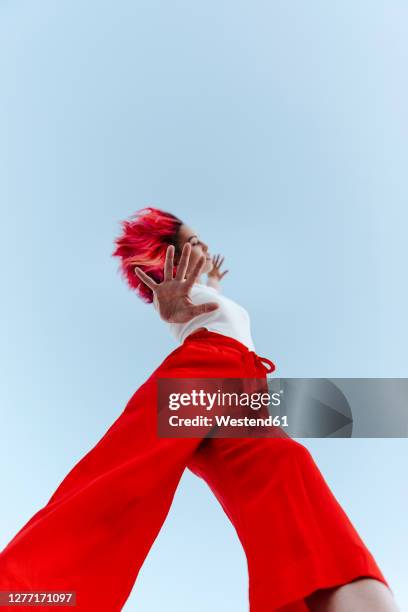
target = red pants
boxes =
[0,330,390,611]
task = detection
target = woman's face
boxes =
[175,223,213,278]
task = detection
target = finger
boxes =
[187,302,219,318]
[134,267,158,291]
[185,255,206,289]
[163,245,175,281]
[218,256,225,267]
[213,254,220,267]
[220,270,229,279]
[175,242,192,281]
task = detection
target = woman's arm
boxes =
[206,277,221,291]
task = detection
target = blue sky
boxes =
[0,1,407,610]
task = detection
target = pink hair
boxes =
[112,207,183,303]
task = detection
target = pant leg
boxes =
[0,341,245,612]
[187,436,392,612]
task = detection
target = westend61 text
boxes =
[168,414,288,427]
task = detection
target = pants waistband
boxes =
[183,329,276,374]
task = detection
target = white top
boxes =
[153,282,256,351]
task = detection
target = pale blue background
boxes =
[1,1,407,610]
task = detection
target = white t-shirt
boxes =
[153,282,256,351]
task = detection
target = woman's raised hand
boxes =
[134,243,220,323]
[208,254,229,282]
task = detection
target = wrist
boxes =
[206,277,220,290]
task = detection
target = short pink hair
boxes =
[112,207,183,303]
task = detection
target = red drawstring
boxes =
[254,352,276,374]
[242,350,276,375]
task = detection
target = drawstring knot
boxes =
[242,350,276,375]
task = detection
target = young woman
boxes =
[0,207,399,611]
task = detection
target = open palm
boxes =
[134,243,219,323]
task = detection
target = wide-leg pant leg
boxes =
[187,435,392,612]
[0,344,242,612]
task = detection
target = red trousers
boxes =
[0,330,390,611]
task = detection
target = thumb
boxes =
[188,302,219,318]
